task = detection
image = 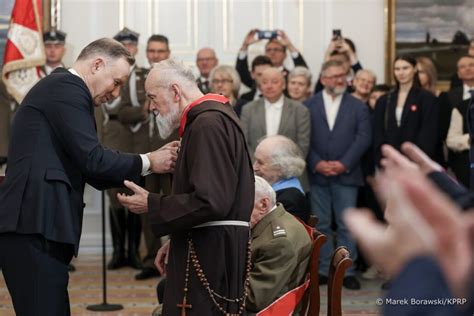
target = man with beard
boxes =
[304,59,371,290]
[117,58,254,315]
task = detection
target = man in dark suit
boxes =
[446,55,474,187]
[0,38,178,316]
[195,47,218,94]
[304,60,371,290]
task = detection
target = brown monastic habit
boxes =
[148,99,254,315]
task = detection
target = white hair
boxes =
[288,66,312,86]
[209,64,241,98]
[354,69,377,83]
[150,58,196,88]
[261,135,306,178]
[254,176,276,208]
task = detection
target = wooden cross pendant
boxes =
[177,296,192,316]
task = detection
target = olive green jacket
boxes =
[247,203,312,312]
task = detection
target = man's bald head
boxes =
[196,47,218,78]
[260,67,285,102]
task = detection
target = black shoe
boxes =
[135,267,161,280]
[127,253,144,270]
[68,264,76,272]
[318,274,328,285]
[343,276,361,290]
[107,254,127,270]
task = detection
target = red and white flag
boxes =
[2,0,44,103]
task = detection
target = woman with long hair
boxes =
[373,55,439,164]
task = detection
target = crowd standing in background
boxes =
[0,25,473,316]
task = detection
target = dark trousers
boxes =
[0,233,74,316]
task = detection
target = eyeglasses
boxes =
[146,49,169,54]
[323,73,346,80]
[265,48,285,53]
[197,57,216,62]
[212,79,233,85]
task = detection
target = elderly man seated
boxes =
[247,176,312,313]
[253,135,310,222]
[153,176,312,315]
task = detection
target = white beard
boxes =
[155,103,180,139]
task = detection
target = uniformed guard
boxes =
[99,27,143,270]
[41,30,67,76]
[132,33,179,280]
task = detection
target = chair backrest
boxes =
[300,226,327,316]
[327,246,352,316]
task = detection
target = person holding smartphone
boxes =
[314,30,363,94]
[236,29,309,90]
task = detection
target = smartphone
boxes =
[332,29,342,40]
[257,30,278,40]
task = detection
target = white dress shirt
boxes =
[264,95,284,136]
[322,90,342,131]
[446,108,470,152]
[463,84,474,101]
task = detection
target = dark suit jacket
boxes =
[305,92,371,186]
[0,68,142,253]
[384,256,473,316]
[276,188,310,223]
[428,171,474,211]
[373,87,439,165]
[240,89,258,102]
[236,53,308,89]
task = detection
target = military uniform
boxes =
[247,203,312,312]
[40,30,67,77]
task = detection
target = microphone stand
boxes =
[87,190,123,312]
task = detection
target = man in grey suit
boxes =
[240,67,310,158]
[304,60,371,290]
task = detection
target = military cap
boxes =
[113,27,140,44]
[43,30,67,44]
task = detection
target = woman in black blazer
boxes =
[374,56,439,165]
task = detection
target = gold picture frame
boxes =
[384,0,472,91]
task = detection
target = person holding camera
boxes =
[236,29,308,90]
[314,32,363,94]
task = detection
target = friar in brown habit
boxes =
[118,58,254,315]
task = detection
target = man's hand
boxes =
[338,40,358,64]
[240,29,260,51]
[401,142,443,175]
[328,161,346,175]
[117,180,149,214]
[324,39,339,61]
[148,141,180,174]
[315,161,337,176]
[155,240,171,276]
[277,30,297,53]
